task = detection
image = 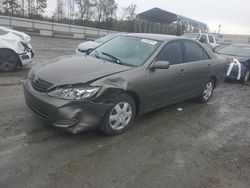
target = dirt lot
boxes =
[0,36,250,188]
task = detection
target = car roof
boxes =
[122,33,180,42]
[183,33,214,35]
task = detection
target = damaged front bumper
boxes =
[19,49,34,66]
[23,79,112,134]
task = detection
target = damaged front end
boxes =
[0,27,34,66]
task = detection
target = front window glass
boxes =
[217,44,250,57]
[90,36,161,67]
[199,35,207,43]
[157,41,183,65]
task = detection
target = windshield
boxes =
[182,33,200,40]
[95,34,117,43]
[217,44,250,57]
[90,36,161,67]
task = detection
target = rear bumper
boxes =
[23,79,112,133]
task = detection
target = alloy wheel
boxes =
[203,81,213,100]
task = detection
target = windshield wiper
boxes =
[102,52,122,64]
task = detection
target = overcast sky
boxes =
[47,0,250,35]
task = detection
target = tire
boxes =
[101,93,136,136]
[198,79,215,103]
[241,70,249,84]
[0,49,20,72]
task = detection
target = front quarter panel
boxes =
[90,66,146,115]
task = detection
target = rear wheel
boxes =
[101,94,136,136]
[0,49,20,72]
[199,79,215,103]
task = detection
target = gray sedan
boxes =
[23,33,225,135]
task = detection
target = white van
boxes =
[182,33,217,48]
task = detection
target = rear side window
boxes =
[157,41,183,65]
[184,41,210,62]
[208,35,215,43]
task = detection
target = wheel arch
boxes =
[0,48,22,67]
[210,75,217,88]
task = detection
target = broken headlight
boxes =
[48,86,101,100]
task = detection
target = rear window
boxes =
[208,35,215,43]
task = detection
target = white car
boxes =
[182,33,217,48]
[0,26,34,72]
[76,34,118,54]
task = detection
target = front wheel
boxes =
[0,49,20,72]
[199,79,215,103]
[241,70,249,84]
[101,94,136,136]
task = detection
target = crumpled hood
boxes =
[34,55,133,86]
[0,26,31,43]
[0,26,32,54]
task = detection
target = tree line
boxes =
[0,0,137,31]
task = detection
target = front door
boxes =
[144,40,188,111]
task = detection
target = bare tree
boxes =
[75,0,96,20]
[2,0,20,15]
[66,0,76,20]
[53,0,65,21]
[121,3,136,21]
[35,0,47,15]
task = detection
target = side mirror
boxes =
[151,61,170,70]
[86,48,94,55]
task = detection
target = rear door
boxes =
[181,39,213,94]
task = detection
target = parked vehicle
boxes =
[0,26,34,72]
[24,33,225,135]
[213,42,231,52]
[182,33,217,48]
[215,44,250,84]
[76,34,118,54]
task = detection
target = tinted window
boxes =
[208,35,215,43]
[157,41,183,65]
[199,35,207,43]
[184,41,205,62]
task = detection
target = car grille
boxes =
[31,77,53,92]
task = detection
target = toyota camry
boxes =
[23,33,225,135]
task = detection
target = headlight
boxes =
[48,86,101,100]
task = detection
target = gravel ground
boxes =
[0,36,250,188]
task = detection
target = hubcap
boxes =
[109,102,132,130]
[245,71,249,82]
[203,82,213,100]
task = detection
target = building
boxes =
[135,8,208,36]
